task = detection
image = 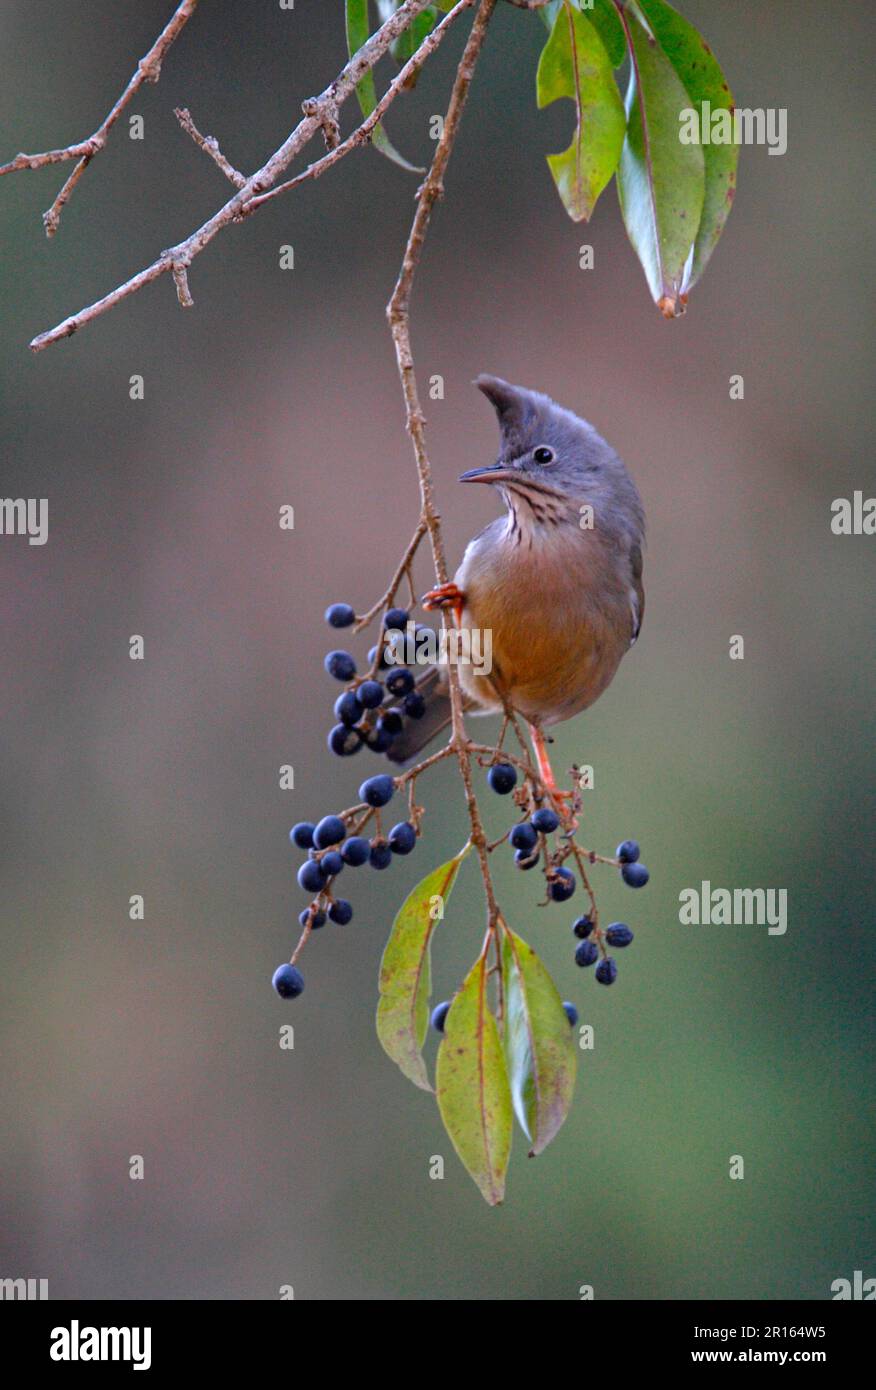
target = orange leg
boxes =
[421,581,464,627]
[527,722,576,823]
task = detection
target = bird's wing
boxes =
[628,542,645,645]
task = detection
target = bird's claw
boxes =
[421,582,464,625]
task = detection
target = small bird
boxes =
[387,375,645,795]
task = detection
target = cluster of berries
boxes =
[488,760,648,989]
[488,764,650,895]
[571,912,634,986]
[272,773,418,1001]
[323,603,429,756]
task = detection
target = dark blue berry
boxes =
[572,915,594,939]
[329,899,353,925]
[325,650,356,681]
[616,840,640,864]
[488,763,517,795]
[369,839,393,870]
[334,690,363,726]
[403,691,426,719]
[563,1001,579,1027]
[378,709,404,737]
[299,907,326,930]
[386,668,415,696]
[360,774,395,808]
[368,644,391,669]
[515,847,540,870]
[574,940,598,968]
[549,867,576,902]
[320,850,344,878]
[531,807,559,834]
[431,1001,451,1033]
[273,964,305,998]
[595,957,618,985]
[605,923,634,947]
[290,821,315,850]
[358,679,385,710]
[341,836,370,867]
[298,859,327,894]
[325,603,355,628]
[509,822,538,852]
[384,607,409,631]
[621,862,649,889]
[388,821,417,855]
[327,723,362,756]
[314,815,346,849]
[364,725,393,752]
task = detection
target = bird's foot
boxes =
[421,582,464,626]
[527,722,578,830]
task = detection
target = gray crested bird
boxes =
[386,375,645,794]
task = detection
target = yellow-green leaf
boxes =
[537,4,626,222]
[539,1,625,67]
[615,2,705,316]
[501,927,577,1155]
[638,0,738,290]
[346,0,423,174]
[376,845,469,1091]
[436,954,512,1205]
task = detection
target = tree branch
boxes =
[241,0,475,218]
[26,0,437,352]
[0,0,200,238]
[387,0,501,930]
[174,106,246,188]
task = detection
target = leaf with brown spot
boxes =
[638,0,738,289]
[615,2,705,315]
[537,3,626,222]
[436,954,512,1205]
[376,845,470,1091]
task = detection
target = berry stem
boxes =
[352,520,427,634]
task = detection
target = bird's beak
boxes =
[458,462,515,485]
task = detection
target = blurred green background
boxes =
[0,0,873,1300]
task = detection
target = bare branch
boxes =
[171,261,193,308]
[27,0,436,352]
[174,107,246,188]
[0,0,200,237]
[386,0,501,927]
[243,0,475,217]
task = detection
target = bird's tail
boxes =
[386,665,453,765]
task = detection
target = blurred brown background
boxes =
[0,0,873,1299]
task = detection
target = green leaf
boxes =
[638,0,737,290]
[537,4,626,222]
[501,927,577,1155]
[539,0,625,66]
[391,7,439,65]
[436,954,513,1205]
[588,0,627,68]
[615,2,705,316]
[345,0,423,174]
[376,845,470,1091]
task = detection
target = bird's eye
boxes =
[533,446,555,465]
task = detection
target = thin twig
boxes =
[0,0,200,237]
[174,107,246,188]
[242,0,475,217]
[387,0,500,937]
[353,521,428,633]
[26,0,436,351]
